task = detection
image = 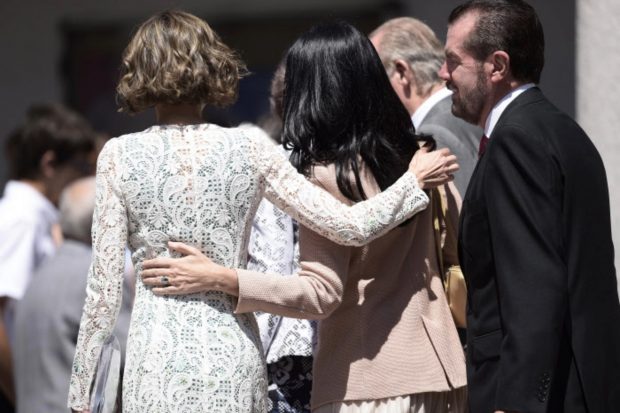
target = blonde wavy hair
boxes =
[117,10,247,113]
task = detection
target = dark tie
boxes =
[478,134,490,157]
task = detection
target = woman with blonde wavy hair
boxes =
[68,11,457,413]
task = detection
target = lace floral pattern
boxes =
[68,124,428,412]
[249,199,316,363]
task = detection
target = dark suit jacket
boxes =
[418,95,482,197]
[458,87,620,413]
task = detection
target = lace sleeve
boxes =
[246,125,429,247]
[68,138,128,410]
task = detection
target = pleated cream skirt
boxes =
[313,387,468,413]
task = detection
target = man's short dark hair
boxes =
[449,0,545,83]
[5,104,96,180]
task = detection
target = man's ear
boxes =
[39,150,57,179]
[391,59,413,87]
[489,51,510,83]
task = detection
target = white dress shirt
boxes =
[0,181,58,340]
[485,83,536,138]
[411,87,453,130]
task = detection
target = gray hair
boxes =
[370,17,445,96]
[59,176,96,244]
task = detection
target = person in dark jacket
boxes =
[439,1,620,412]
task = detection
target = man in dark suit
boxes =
[438,1,620,412]
[370,17,482,197]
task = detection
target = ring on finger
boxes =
[160,276,170,287]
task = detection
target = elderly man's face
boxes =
[370,32,415,116]
[439,12,489,127]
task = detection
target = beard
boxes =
[448,65,487,125]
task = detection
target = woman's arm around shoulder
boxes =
[243,125,458,247]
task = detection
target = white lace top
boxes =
[248,199,317,363]
[68,123,428,412]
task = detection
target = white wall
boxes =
[577,0,620,286]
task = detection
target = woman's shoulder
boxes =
[107,127,160,148]
[308,164,352,204]
[235,123,277,145]
[102,124,274,158]
[309,163,380,203]
[99,126,182,160]
[308,164,336,186]
[228,124,282,165]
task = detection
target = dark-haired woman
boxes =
[143,21,466,413]
[68,11,457,413]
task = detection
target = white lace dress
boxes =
[68,123,429,413]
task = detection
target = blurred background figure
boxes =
[0,104,97,412]
[12,177,134,413]
[370,17,482,196]
[253,61,315,413]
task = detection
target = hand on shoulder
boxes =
[409,146,459,189]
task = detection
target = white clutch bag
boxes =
[89,335,121,413]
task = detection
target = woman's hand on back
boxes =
[409,146,459,189]
[141,242,239,296]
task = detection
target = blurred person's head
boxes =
[270,59,287,122]
[258,58,287,142]
[94,132,112,153]
[59,177,96,245]
[5,103,98,205]
[439,0,544,126]
[117,10,247,115]
[282,21,430,202]
[369,17,446,116]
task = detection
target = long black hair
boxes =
[281,21,432,202]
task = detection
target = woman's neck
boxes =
[155,103,204,125]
